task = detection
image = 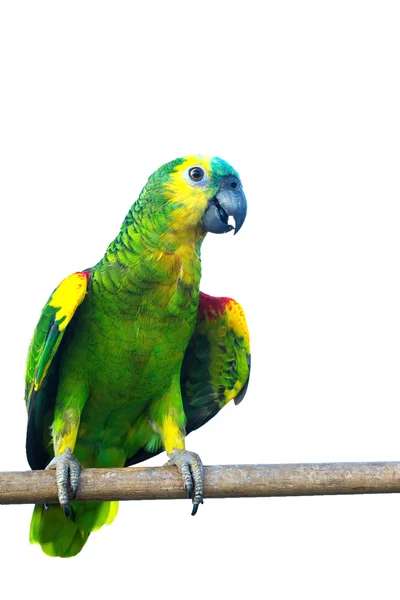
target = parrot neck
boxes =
[96,198,205,292]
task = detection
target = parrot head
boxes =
[142,155,247,236]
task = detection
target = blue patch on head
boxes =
[210,157,240,181]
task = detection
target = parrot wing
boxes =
[125,291,250,466]
[25,271,90,469]
[180,291,251,432]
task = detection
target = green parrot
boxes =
[25,155,250,557]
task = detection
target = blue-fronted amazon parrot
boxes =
[25,155,250,557]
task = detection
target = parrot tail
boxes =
[29,501,119,557]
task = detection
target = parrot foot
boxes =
[45,447,82,518]
[167,449,204,516]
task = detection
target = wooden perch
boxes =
[1,462,400,505]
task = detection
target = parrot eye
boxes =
[188,167,205,182]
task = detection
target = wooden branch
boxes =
[1,462,400,505]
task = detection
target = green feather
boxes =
[30,502,118,558]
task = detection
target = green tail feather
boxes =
[29,501,119,557]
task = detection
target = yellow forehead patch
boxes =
[172,155,213,174]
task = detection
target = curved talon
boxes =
[168,449,204,515]
[191,501,203,517]
[45,447,82,518]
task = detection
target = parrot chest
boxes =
[57,247,201,458]
[61,270,199,417]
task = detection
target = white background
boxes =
[1,1,400,598]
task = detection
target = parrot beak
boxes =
[202,175,247,235]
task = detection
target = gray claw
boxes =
[46,447,82,517]
[168,449,204,515]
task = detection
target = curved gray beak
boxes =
[202,175,247,235]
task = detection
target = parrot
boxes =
[25,155,250,557]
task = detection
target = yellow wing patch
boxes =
[26,271,89,397]
[225,298,250,353]
[49,272,89,331]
